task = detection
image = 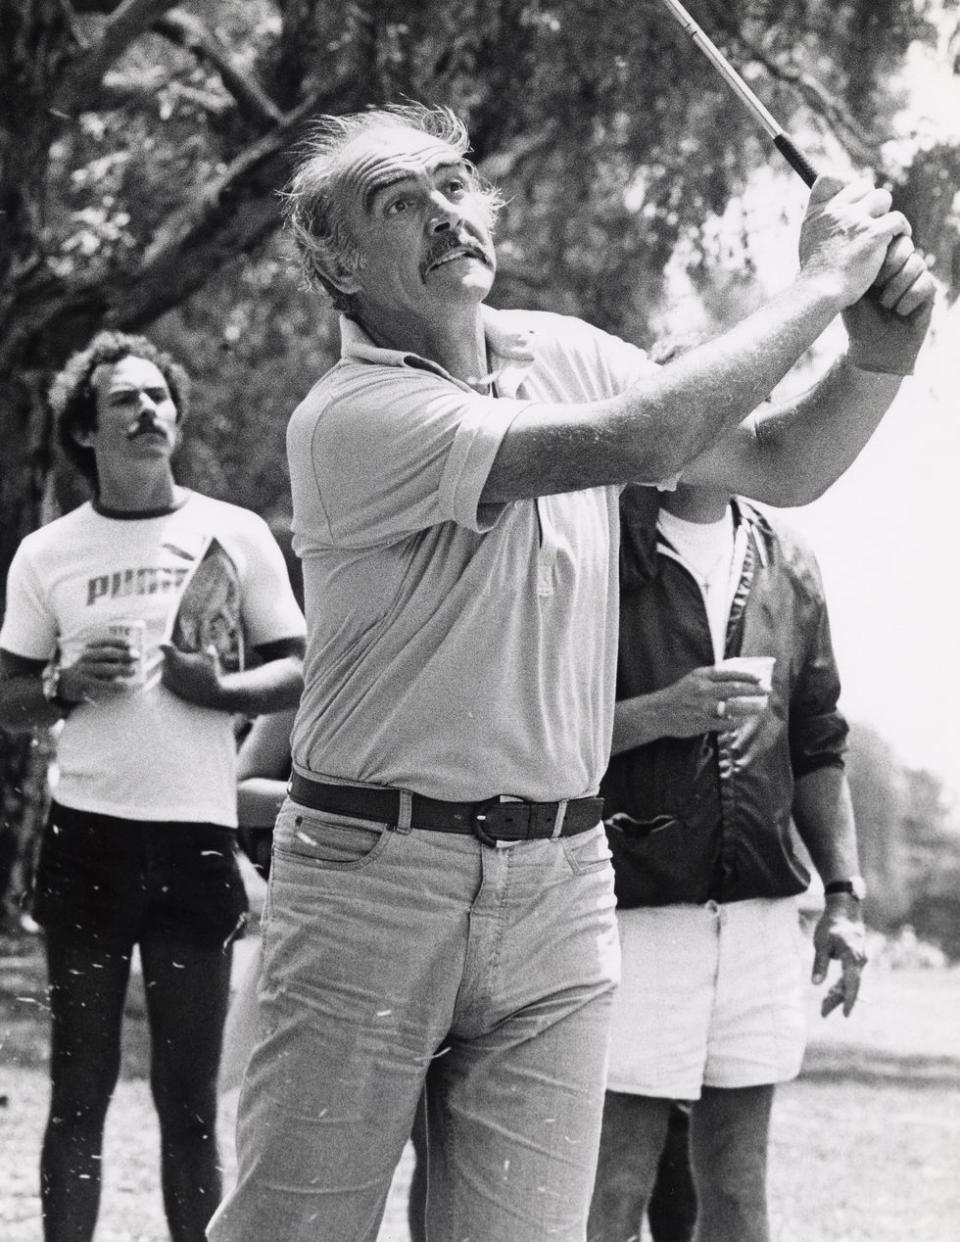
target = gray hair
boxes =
[280,103,503,311]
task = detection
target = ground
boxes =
[1,929,958,1241]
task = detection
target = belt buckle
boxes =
[470,797,528,848]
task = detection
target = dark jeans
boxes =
[35,804,244,1242]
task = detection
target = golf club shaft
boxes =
[659,0,818,187]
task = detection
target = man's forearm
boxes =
[611,691,676,754]
[482,273,847,503]
[213,656,304,716]
[685,358,902,506]
[793,765,862,882]
[762,360,902,503]
[0,677,65,733]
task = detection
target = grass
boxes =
[2,931,959,1241]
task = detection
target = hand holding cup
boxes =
[714,655,775,724]
[659,656,775,737]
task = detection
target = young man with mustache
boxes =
[208,104,934,1242]
[0,331,306,1242]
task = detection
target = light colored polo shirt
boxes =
[287,306,659,802]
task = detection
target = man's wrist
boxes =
[42,664,78,716]
[843,348,914,378]
[824,876,867,901]
[793,267,851,315]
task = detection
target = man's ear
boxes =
[329,266,363,295]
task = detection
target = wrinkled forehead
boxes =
[334,127,467,213]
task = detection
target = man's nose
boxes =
[427,192,462,232]
[137,392,157,413]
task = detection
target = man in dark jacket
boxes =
[587,479,867,1242]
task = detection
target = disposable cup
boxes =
[718,655,775,693]
[105,618,147,686]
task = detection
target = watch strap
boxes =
[824,878,866,900]
[42,664,76,716]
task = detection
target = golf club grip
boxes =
[773,134,818,187]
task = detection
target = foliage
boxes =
[1,0,953,519]
[845,720,960,956]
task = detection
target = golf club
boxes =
[659,0,818,187]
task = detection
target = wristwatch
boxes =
[41,664,75,715]
[824,877,867,901]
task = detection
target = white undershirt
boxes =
[657,506,737,661]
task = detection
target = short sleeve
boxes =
[0,541,58,661]
[236,514,307,648]
[296,367,530,548]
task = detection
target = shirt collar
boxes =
[656,499,769,568]
[338,306,537,397]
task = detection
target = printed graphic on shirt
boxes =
[85,564,192,606]
[168,537,244,672]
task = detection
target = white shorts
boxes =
[605,897,808,1099]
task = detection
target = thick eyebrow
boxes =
[364,158,468,213]
[107,383,169,399]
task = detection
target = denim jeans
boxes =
[208,800,620,1242]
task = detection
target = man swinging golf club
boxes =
[208,102,934,1242]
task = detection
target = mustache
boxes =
[421,234,490,275]
[127,413,170,440]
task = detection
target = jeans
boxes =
[208,800,620,1242]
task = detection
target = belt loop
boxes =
[396,789,413,834]
[551,799,568,839]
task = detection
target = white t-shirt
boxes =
[657,506,738,661]
[287,307,661,802]
[0,491,306,825]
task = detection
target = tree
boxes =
[0,0,954,909]
[2,0,950,555]
[845,724,960,942]
[900,766,960,959]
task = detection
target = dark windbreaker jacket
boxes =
[600,484,848,908]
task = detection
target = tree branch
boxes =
[98,69,231,118]
[153,10,283,131]
[137,94,317,276]
[698,2,881,163]
[5,90,325,368]
[478,123,563,183]
[54,0,182,112]
[739,45,881,164]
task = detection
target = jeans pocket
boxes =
[274,805,392,870]
[561,824,613,875]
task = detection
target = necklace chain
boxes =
[694,547,730,592]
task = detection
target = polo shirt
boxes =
[287,306,659,802]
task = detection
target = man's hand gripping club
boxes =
[800,176,935,376]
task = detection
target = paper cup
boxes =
[718,655,775,693]
[105,619,147,686]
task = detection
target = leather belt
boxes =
[288,771,603,847]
